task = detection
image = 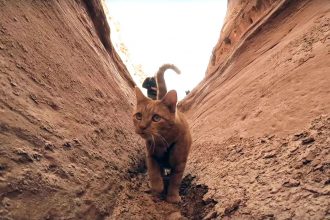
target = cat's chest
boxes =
[152,143,175,169]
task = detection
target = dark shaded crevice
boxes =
[180,174,218,220]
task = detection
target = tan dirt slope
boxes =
[181,0,330,219]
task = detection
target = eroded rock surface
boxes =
[182,0,330,219]
[0,0,141,219]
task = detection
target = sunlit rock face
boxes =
[182,0,330,139]
[181,0,330,218]
[207,0,282,77]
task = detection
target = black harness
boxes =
[153,142,175,170]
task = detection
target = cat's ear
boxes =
[135,86,148,103]
[161,90,177,113]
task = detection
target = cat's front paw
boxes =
[166,194,181,203]
[151,181,164,193]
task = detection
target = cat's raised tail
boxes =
[155,64,181,100]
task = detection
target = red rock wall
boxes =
[182,0,330,139]
[181,0,330,218]
[0,0,142,218]
[207,0,283,77]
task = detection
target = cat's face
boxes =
[133,87,177,141]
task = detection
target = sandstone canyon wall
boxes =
[0,0,143,219]
[182,0,330,219]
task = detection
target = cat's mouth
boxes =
[137,131,156,141]
[136,131,149,138]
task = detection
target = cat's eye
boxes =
[135,112,142,120]
[152,114,161,122]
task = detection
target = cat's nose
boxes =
[139,124,147,130]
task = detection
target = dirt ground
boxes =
[186,116,330,219]
[0,0,329,219]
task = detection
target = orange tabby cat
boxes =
[133,64,191,203]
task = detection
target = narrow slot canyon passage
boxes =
[0,0,329,219]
